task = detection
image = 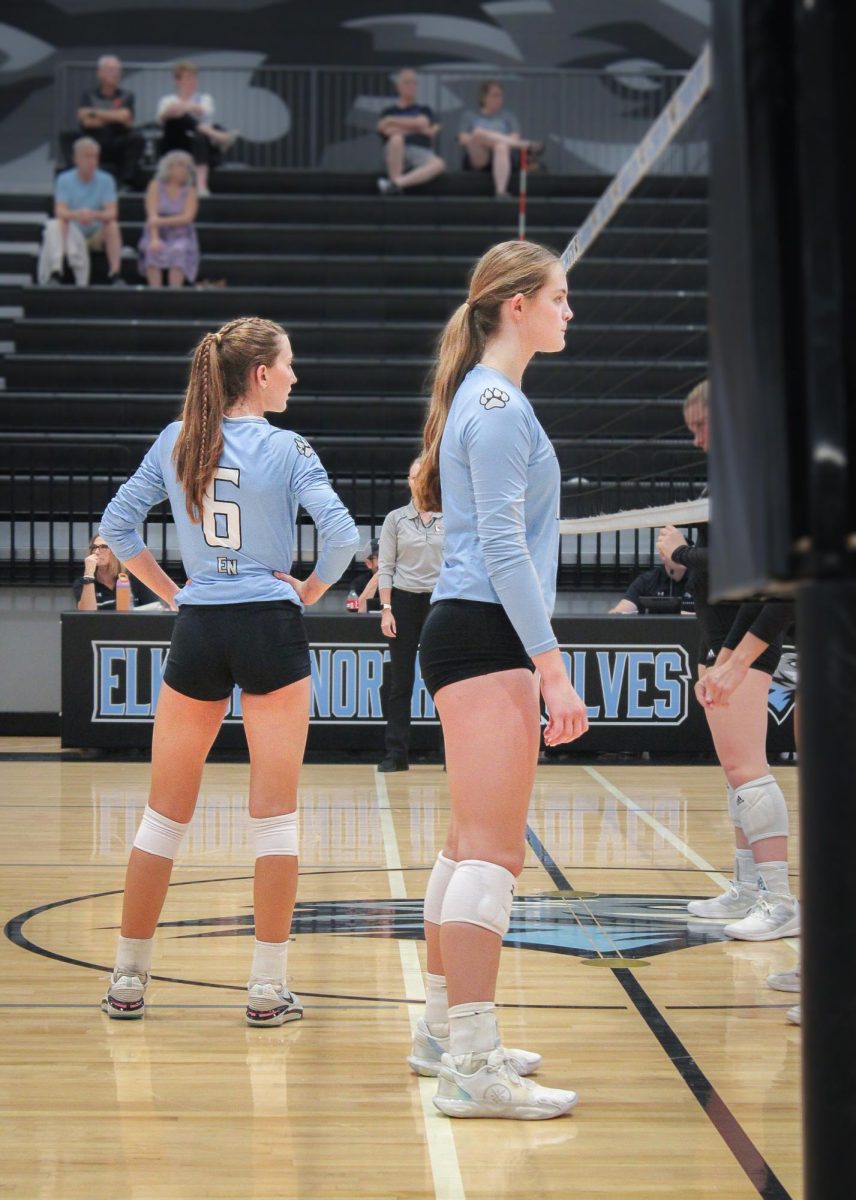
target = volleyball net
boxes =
[549,46,712,587]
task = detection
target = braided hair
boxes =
[172,317,287,521]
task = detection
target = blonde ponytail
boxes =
[414,240,560,512]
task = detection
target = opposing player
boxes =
[98,317,360,1024]
[657,380,799,942]
[412,241,588,1119]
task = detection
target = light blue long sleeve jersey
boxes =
[100,416,360,606]
[431,363,561,656]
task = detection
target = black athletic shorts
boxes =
[697,606,783,676]
[163,601,311,701]
[419,599,535,698]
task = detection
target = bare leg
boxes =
[397,154,446,191]
[146,266,163,288]
[434,670,540,1007]
[384,133,405,181]
[167,267,185,288]
[491,141,512,195]
[102,219,123,275]
[120,683,228,938]
[242,676,311,944]
[705,668,788,864]
[195,163,209,193]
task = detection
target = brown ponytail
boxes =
[172,317,287,521]
[413,240,560,512]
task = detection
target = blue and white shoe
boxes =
[407,1018,541,1078]
[101,971,147,1019]
[433,1049,577,1120]
[245,982,304,1027]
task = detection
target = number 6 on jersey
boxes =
[203,467,242,549]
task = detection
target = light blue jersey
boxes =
[100,416,360,606]
[431,364,560,657]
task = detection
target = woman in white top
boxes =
[156,60,238,197]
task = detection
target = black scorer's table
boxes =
[61,610,796,754]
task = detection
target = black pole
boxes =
[797,582,856,1196]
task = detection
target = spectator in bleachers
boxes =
[138,150,200,288]
[75,55,143,190]
[156,61,239,198]
[609,556,694,614]
[458,80,543,199]
[38,137,125,287]
[376,68,446,195]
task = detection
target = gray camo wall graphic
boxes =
[0,0,708,185]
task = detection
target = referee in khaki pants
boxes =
[377,458,444,771]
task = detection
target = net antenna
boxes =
[554,44,713,578]
[560,44,712,275]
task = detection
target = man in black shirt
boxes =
[76,55,143,188]
[610,558,694,614]
[376,68,446,195]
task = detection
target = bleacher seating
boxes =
[0,168,707,585]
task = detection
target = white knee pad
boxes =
[251,811,298,858]
[734,775,789,844]
[440,859,515,938]
[133,805,189,860]
[424,852,457,925]
[727,784,740,826]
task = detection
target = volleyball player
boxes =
[411,241,588,1120]
[698,607,802,1023]
[97,317,360,1024]
[657,380,799,942]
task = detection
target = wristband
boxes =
[381,604,392,611]
[82,576,96,584]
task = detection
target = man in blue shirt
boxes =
[37,137,125,286]
[376,67,446,195]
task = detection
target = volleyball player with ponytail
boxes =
[98,317,359,1025]
[411,241,588,1120]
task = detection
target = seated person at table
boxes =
[74,534,156,610]
[352,538,381,613]
[610,555,694,614]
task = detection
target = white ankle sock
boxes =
[424,972,448,1031]
[249,938,289,986]
[448,1001,499,1057]
[734,849,757,884]
[756,861,790,896]
[115,935,153,977]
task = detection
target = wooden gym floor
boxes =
[0,739,801,1199]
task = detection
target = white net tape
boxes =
[559,496,708,537]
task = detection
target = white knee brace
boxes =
[734,774,789,844]
[727,783,740,826]
[251,811,298,857]
[133,805,189,860]
[440,859,515,938]
[424,852,457,925]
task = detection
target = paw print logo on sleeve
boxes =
[294,437,314,457]
[479,387,510,411]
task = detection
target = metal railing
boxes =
[1,435,707,590]
[53,61,702,176]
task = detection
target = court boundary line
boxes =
[374,770,466,1200]
[583,764,730,888]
